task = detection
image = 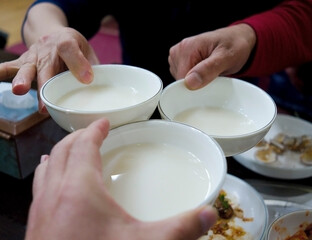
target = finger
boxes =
[169,35,207,81]
[168,45,194,81]
[5,49,38,95]
[44,127,87,182]
[65,118,110,176]
[57,38,94,84]
[184,51,229,90]
[168,55,191,81]
[11,62,36,95]
[33,127,97,201]
[42,118,109,184]
[32,155,49,197]
[35,57,67,114]
[85,44,100,66]
[38,99,49,114]
[0,60,19,80]
[14,60,48,113]
[144,206,218,240]
[168,46,179,78]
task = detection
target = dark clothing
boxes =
[26,0,312,119]
[28,1,282,86]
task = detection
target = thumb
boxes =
[150,205,218,240]
[183,54,226,90]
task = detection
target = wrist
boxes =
[230,23,257,75]
[233,23,257,53]
[22,3,68,47]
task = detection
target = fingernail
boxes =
[80,69,93,84]
[40,155,49,163]
[185,72,203,90]
[39,104,48,114]
[12,81,26,95]
[199,206,218,232]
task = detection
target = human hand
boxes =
[0,27,99,113]
[168,24,256,90]
[26,117,217,240]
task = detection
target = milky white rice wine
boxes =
[56,85,144,111]
[102,142,211,221]
[174,106,257,136]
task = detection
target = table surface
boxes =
[0,49,311,240]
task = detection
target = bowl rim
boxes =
[265,209,312,239]
[40,64,163,114]
[158,77,277,139]
[103,119,227,205]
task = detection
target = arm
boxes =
[23,3,68,47]
[234,0,312,77]
[169,0,312,90]
[0,2,100,112]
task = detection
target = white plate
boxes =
[233,114,312,179]
[199,174,268,240]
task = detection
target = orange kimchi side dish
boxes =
[285,223,312,240]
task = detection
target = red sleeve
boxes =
[233,0,312,77]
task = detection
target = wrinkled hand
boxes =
[26,117,217,240]
[0,27,99,113]
[168,24,256,90]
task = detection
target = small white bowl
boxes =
[40,64,163,132]
[158,77,277,156]
[100,120,227,221]
[266,209,312,240]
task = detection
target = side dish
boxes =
[199,190,254,240]
[284,223,312,240]
[255,133,312,165]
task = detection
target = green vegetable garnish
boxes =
[219,194,230,209]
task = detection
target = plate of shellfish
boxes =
[233,114,312,179]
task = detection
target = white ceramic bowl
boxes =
[266,209,312,240]
[158,77,277,156]
[40,64,163,132]
[100,120,227,221]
